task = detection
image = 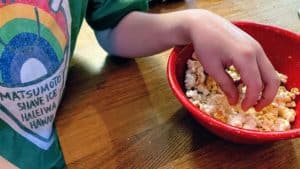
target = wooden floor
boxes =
[56,0,300,168]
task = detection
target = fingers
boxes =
[201,57,239,105]
[254,47,280,111]
[233,42,280,111]
[233,47,264,111]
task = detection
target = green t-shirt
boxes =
[0,0,148,169]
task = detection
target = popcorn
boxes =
[226,66,240,81]
[278,106,296,122]
[186,89,198,99]
[196,85,210,96]
[185,71,196,90]
[227,113,245,128]
[185,55,299,132]
[212,110,228,123]
[273,118,290,131]
[200,103,215,115]
[277,72,288,83]
[243,115,257,130]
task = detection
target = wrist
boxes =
[170,9,213,46]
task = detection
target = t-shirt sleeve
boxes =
[86,0,149,31]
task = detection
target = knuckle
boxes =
[239,46,256,58]
[267,74,281,87]
[253,40,263,50]
[245,94,258,103]
[249,80,263,92]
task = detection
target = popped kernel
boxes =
[212,110,228,123]
[185,54,299,132]
[226,66,240,81]
[277,72,288,83]
[273,118,290,131]
[243,115,257,130]
[227,113,245,128]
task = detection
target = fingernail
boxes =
[242,107,249,111]
[254,105,262,112]
[242,103,250,111]
[227,96,237,105]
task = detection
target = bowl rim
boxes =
[167,21,300,140]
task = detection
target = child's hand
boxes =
[186,10,280,111]
[97,9,280,111]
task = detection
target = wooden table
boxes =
[56,0,300,168]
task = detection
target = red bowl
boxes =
[167,21,300,143]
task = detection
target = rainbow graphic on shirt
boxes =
[0,0,68,86]
[0,0,71,150]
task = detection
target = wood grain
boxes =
[55,0,300,168]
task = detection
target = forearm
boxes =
[97,10,201,57]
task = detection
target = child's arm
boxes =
[96,9,280,111]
